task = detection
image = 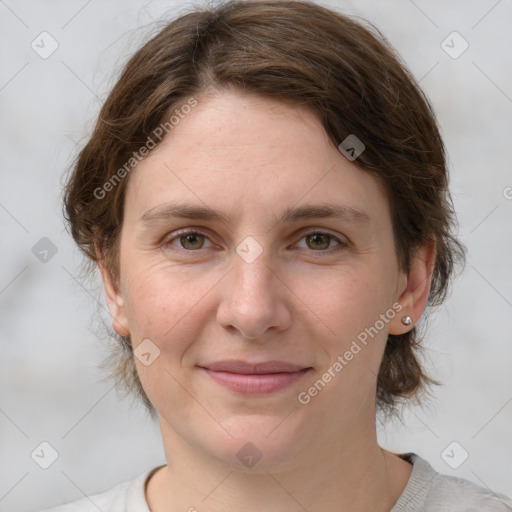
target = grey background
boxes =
[1,0,511,510]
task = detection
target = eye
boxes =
[295,231,345,251]
[165,229,214,251]
[163,228,346,253]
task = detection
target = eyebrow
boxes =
[139,202,370,226]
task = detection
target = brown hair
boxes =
[63,0,465,416]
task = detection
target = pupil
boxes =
[182,233,202,249]
[309,233,329,250]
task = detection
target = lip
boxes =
[198,360,312,394]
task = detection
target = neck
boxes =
[146,413,412,512]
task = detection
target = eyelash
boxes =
[163,228,347,254]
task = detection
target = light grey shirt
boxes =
[39,453,512,511]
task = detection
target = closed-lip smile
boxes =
[198,360,312,394]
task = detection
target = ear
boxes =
[95,243,130,337]
[389,241,436,335]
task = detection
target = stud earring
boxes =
[401,316,412,326]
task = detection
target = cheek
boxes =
[292,261,397,407]
[121,263,212,406]
[294,270,393,409]
[121,260,222,349]
[292,263,393,343]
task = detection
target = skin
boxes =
[99,89,435,512]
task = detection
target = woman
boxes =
[44,0,512,510]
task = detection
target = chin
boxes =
[200,413,312,472]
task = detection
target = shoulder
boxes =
[37,466,161,512]
[428,468,512,511]
[393,453,512,512]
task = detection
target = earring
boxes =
[401,316,412,326]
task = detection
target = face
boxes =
[100,90,428,471]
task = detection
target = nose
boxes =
[216,251,292,340]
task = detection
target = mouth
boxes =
[198,360,312,395]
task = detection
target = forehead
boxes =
[124,90,390,227]
[150,91,334,173]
